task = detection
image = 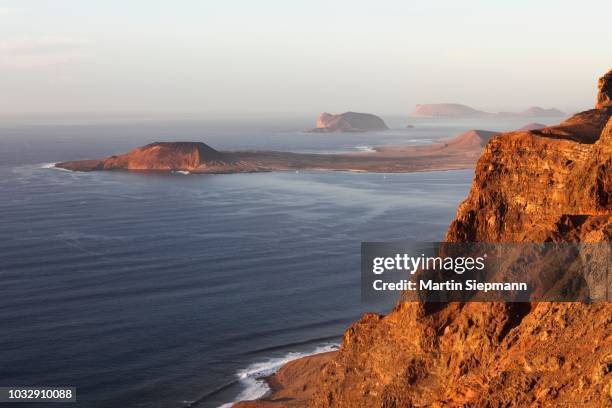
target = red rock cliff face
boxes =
[447,112,611,243]
[309,70,612,407]
[597,69,612,109]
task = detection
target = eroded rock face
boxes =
[309,71,611,407]
[447,115,611,243]
[313,301,610,407]
[311,112,389,132]
[597,68,612,109]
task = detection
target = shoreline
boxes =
[53,140,490,175]
[47,161,476,175]
[231,351,336,408]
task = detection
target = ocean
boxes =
[0,115,556,407]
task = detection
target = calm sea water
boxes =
[0,116,556,407]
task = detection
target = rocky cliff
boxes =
[306,69,611,407]
[309,112,389,132]
[598,69,612,109]
[447,115,610,243]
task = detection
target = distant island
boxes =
[511,106,565,117]
[411,103,565,118]
[411,103,488,118]
[306,111,388,133]
[374,129,498,153]
[55,129,499,174]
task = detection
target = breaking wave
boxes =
[217,343,338,408]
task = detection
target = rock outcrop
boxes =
[597,68,612,109]
[303,70,611,407]
[308,112,389,133]
[447,117,610,243]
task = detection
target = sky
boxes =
[0,0,610,116]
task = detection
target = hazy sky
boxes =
[0,0,610,116]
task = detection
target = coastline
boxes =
[1,2,609,406]
[231,351,336,408]
[53,137,491,175]
[233,71,612,407]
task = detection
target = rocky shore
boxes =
[232,69,611,407]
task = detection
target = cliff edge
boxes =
[305,68,612,408]
[283,70,611,408]
[598,69,612,109]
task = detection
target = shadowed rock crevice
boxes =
[496,302,533,342]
